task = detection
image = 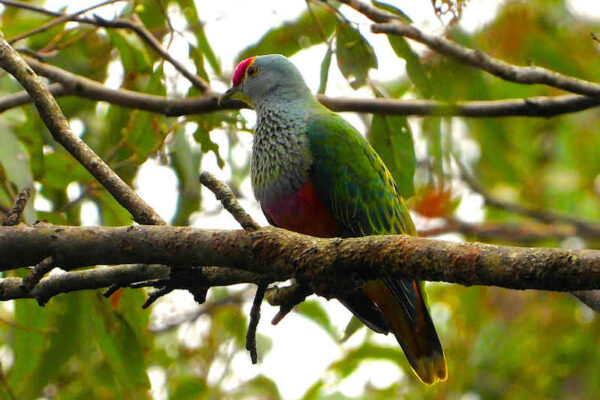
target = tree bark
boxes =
[1,225,599,299]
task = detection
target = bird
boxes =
[220,54,447,384]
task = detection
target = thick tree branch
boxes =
[5,57,600,118]
[0,33,165,225]
[2,225,600,295]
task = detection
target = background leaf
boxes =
[368,115,416,198]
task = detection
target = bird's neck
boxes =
[251,98,322,206]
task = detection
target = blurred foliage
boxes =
[0,0,600,399]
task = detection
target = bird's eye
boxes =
[247,66,259,77]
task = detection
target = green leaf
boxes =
[387,36,432,98]
[50,28,112,82]
[176,0,222,75]
[9,299,50,395]
[422,117,444,185]
[335,21,378,89]
[340,316,364,343]
[188,44,210,82]
[190,114,226,168]
[237,2,336,61]
[301,380,325,400]
[94,189,133,226]
[0,129,34,222]
[317,46,333,95]
[296,300,339,341]
[41,152,93,190]
[107,29,153,73]
[371,1,412,22]
[329,342,406,379]
[170,126,202,226]
[170,376,208,400]
[94,296,150,392]
[231,375,281,400]
[368,115,416,198]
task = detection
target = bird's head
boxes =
[220,54,311,107]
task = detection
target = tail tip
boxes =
[413,353,447,385]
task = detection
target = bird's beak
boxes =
[219,86,239,106]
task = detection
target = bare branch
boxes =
[0,82,72,112]
[457,160,600,237]
[319,94,600,118]
[371,22,600,97]
[3,187,31,226]
[246,283,267,364]
[0,264,169,303]
[419,218,579,242]
[21,255,55,294]
[2,225,600,295]
[0,34,165,225]
[572,290,600,312]
[199,172,260,231]
[266,283,312,324]
[5,58,600,118]
[335,0,600,97]
[336,0,398,23]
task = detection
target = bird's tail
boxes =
[362,279,447,385]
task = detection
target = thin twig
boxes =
[20,255,55,294]
[246,283,267,364]
[0,33,165,225]
[1,0,211,92]
[0,0,65,17]
[102,283,122,298]
[199,171,260,231]
[266,283,313,325]
[336,0,398,23]
[572,290,600,312]
[418,218,578,242]
[149,295,245,333]
[125,14,211,92]
[7,0,124,44]
[456,158,600,237]
[142,286,173,309]
[3,187,31,226]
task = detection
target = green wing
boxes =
[306,112,416,237]
[306,112,446,385]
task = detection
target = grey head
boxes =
[220,54,318,109]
